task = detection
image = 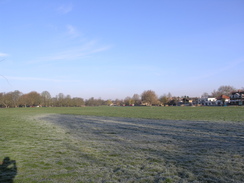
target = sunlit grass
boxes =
[1,105,244,122]
[53,106,244,122]
[0,106,243,182]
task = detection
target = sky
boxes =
[0,0,244,99]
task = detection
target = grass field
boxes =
[1,105,243,121]
[1,106,244,182]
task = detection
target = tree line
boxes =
[0,85,242,108]
[0,90,175,108]
[0,91,84,108]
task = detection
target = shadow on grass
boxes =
[0,157,17,183]
[39,114,244,182]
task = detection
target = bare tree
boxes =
[0,93,3,107]
[0,92,12,108]
[132,94,141,106]
[201,92,209,98]
[85,97,96,106]
[124,96,134,106]
[105,99,112,106]
[72,97,84,107]
[56,93,65,106]
[159,94,168,106]
[18,91,41,107]
[141,90,158,106]
[12,90,22,107]
[167,92,172,99]
[19,94,29,107]
[26,91,41,106]
[113,99,123,106]
[0,91,22,108]
[168,96,180,106]
[212,85,236,97]
[64,95,72,107]
[41,91,51,107]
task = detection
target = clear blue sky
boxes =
[0,0,243,99]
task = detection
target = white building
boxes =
[200,96,217,106]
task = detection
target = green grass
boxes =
[0,106,244,182]
[1,105,244,122]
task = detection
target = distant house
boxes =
[190,97,201,106]
[216,95,230,106]
[230,90,244,105]
[200,96,217,106]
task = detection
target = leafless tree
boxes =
[124,96,134,106]
[141,90,159,106]
[41,91,51,107]
[212,85,236,97]
[159,94,169,106]
[11,90,22,107]
[0,91,22,108]
[26,91,41,106]
[201,92,209,98]
[132,94,141,106]
[72,97,84,107]
[0,92,11,108]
